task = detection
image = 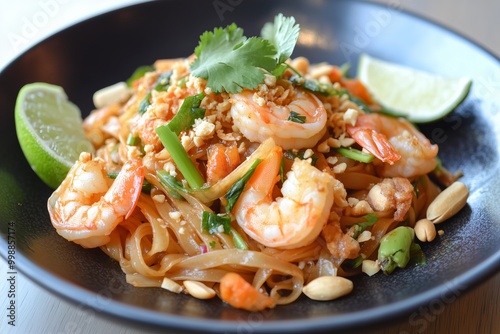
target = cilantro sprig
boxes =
[190,15,300,93]
[261,14,300,64]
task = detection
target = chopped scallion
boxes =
[167,93,206,135]
[126,65,154,87]
[138,91,152,115]
[156,125,205,189]
[287,111,306,124]
[284,149,318,165]
[153,71,173,92]
[126,133,140,146]
[336,147,374,163]
[201,211,231,235]
[342,255,363,269]
[351,213,378,239]
[224,159,261,212]
[157,171,186,200]
[231,228,248,250]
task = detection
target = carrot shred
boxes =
[341,78,375,105]
[220,272,276,312]
[206,144,240,184]
[328,66,344,83]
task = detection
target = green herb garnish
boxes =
[190,14,300,93]
[351,213,379,239]
[138,71,173,114]
[224,159,261,212]
[287,111,306,124]
[126,65,154,87]
[284,149,318,165]
[342,255,364,269]
[156,125,205,189]
[336,147,374,163]
[167,93,206,135]
[126,133,140,146]
[231,228,248,250]
[157,171,186,200]
[261,13,300,64]
[202,211,231,235]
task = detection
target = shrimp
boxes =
[220,272,275,312]
[346,113,438,178]
[230,88,327,150]
[82,104,121,147]
[232,145,336,249]
[48,152,144,248]
[366,177,414,222]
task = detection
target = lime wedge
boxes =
[357,54,472,123]
[15,83,94,189]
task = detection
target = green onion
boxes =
[342,255,363,269]
[284,149,318,165]
[289,75,340,96]
[351,213,378,239]
[336,147,374,163]
[126,65,154,87]
[157,171,186,200]
[138,91,152,115]
[231,228,248,250]
[156,125,205,189]
[126,133,140,146]
[287,111,306,124]
[201,211,231,234]
[167,93,206,135]
[279,156,285,183]
[137,71,173,115]
[224,159,261,212]
[177,77,188,88]
[289,75,379,113]
[153,71,173,92]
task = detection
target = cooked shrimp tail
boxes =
[346,127,401,164]
[346,114,438,178]
[48,152,144,248]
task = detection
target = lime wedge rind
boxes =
[357,54,472,123]
[15,82,94,188]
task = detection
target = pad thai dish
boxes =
[46,15,468,311]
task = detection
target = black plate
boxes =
[1,1,499,333]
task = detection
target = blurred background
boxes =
[1,1,498,333]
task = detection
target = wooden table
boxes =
[1,0,499,333]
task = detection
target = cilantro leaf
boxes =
[261,13,300,64]
[190,23,277,93]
